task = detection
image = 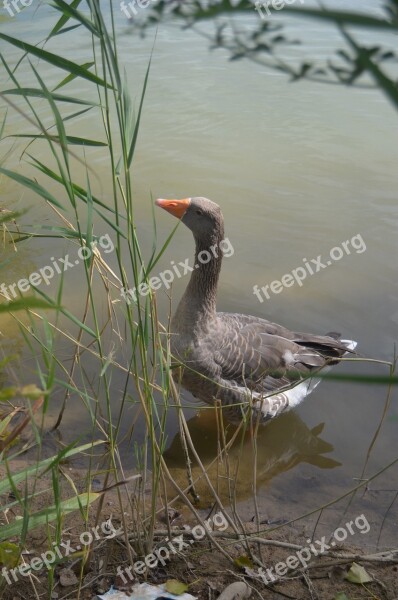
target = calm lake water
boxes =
[1,0,397,546]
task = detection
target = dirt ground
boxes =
[1,461,397,600]
[2,525,398,600]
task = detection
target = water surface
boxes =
[0,0,397,546]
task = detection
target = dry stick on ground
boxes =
[302,571,319,600]
[117,526,398,568]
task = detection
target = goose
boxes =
[155,197,357,424]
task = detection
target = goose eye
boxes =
[196,210,203,216]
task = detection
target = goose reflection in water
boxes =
[163,410,341,504]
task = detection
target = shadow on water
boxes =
[164,410,341,505]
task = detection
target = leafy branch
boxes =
[132,0,398,108]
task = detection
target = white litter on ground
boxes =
[97,583,197,600]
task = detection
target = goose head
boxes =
[156,196,224,243]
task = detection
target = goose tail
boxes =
[341,339,357,353]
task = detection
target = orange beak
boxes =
[155,198,191,219]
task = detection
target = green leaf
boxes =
[23,285,96,337]
[1,88,97,106]
[27,155,127,226]
[234,554,254,569]
[48,0,83,37]
[173,0,249,22]
[165,579,189,595]
[12,134,107,147]
[0,167,64,210]
[57,306,96,337]
[50,0,100,37]
[0,441,105,496]
[0,388,17,402]
[53,23,82,37]
[0,33,110,89]
[19,384,44,399]
[127,51,152,168]
[0,298,59,314]
[0,493,100,542]
[341,29,398,110]
[0,414,13,436]
[0,541,20,568]
[30,62,70,167]
[344,562,373,584]
[0,109,7,141]
[146,219,181,275]
[52,62,95,91]
[334,594,350,600]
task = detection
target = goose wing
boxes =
[212,314,347,395]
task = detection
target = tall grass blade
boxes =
[1,87,98,106]
[52,62,96,91]
[0,493,100,541]
[127,51,152,168]
[0,167,64,209]
[0,33,111,89]
[12,134,108,146]
[0,443,105,496]
[51,0,101,37]
[0,298,60,313]
[48,0,83,37]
